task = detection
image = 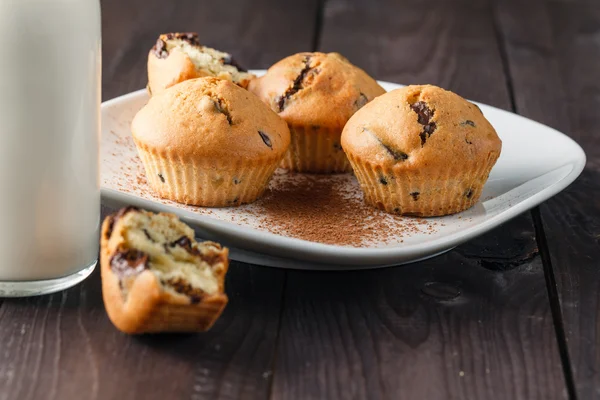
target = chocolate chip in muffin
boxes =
[354,92,369,110]
[163,277,205,304]
[364,127,409,161]
[379,176,388,185]
[410,192,420,201]
[471,102,483,114]
[258,130,273,149]
[276,56,318,111]
[233,177,241,185]
[165,32,200,46]
[143,229,155,242]
[153,33,200,59]
[107,206,140,238]
[465,188,473,198]
[171,236,200,256]
[158,173,165,183]
[461,120,476,127]
[410,101,437,146]
[110,249,149,278]
[221,55,248,72]
[465,138,473,145]
[213,99,233,125]
[152,38,169,59]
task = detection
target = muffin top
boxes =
[248,52,386,130]
[341,85,502,173]
[132,77,290,160]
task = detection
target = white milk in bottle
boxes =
[0,0,101,295]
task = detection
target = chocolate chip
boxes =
[199,251,223,266]
[221,55,248,72]
[233,177,241,185]
[277,56,317,112]
[158,173,165,183]
[354,92,368,110]
[471,102,483,114]
[258,130,273,149]
[105,216,115,239]
[410,192,420,201]
[461,120,476,127]
[465,188,473,198]
[213,99,233,125]
[163,278,205,303]
[110,249,149,278]
[152,38,169,59]
[107,206,140,238]
[143,229,154,242]
[379,176,388,185]
[410,101,437,146]
[465,138,473,145]
[394,208,401,213]
[165,32,200,46]
[364,128,408,161]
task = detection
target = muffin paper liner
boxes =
[346,152,500,217]
[135,143,282,207]
[281,124,352,173]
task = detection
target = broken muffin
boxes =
[341,85,502,217]
[100,206,229,334]
[248,52,386,173]
[147,32,255,96]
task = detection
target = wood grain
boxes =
[0,0,320,397]
[496,0,600,397]
[270,0,568,399]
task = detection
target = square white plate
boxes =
[101,71,585,270]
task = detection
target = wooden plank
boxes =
[270,0,568,398]
[0,0,320,398]
[496,0,600,398]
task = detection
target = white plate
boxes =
[101,71,586,269]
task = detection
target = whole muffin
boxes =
[132,77,290,207]
[248,52,385,173]
[342,85,502,217]
[148,32,255,96]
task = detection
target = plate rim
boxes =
[101,76,586,266]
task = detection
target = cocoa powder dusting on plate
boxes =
[247,171,429,247]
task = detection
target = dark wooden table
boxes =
[0,0,598,399]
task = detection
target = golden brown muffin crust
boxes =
[248,52,386,131]
[132,77,290,161]
[342,85,502,177]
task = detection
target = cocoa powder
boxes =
[248,171,429,247]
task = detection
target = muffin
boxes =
[342,85,502,217]
[248,52,385,173]
[132,77,290,207]
[101,207,229,334]
[147,32,255,96]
